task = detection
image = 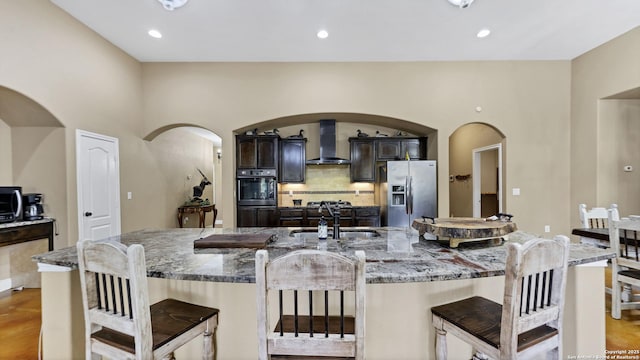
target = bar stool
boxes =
[77,240,219,359]
[431,236,569,360]
[255,249,366,359]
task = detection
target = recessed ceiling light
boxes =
[148,29,162,39]
[317,30,329,39]
[477,28,491,38]
[447,0,474,8]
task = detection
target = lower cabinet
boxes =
[237,206,278,227]
[275,206,380,228]
[353,207,381,227]
[279,208,304,227]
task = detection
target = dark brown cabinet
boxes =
[279,138,306,183]
[276,206,380,228]
[237,206,278,227]
[349,137,427,182]
[376,137,426,161]
[236,135,279,170]
[349,139,376,182]
[353,207,381,227]
[278,208,305,227]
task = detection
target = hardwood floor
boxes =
[0,276,638,359]
[0,288,42,360]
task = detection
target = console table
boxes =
[0,218,54,251]
[177,204,217,228]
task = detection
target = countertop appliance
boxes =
[0,186,23,223]
[378,160,437,227]
[23,193,44,221]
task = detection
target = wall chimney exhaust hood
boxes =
[306,119,351,165]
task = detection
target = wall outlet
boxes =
[512,188,520,196]
[289,190,293,196]
[355,190,360,196]
[127,192,132,200]
[544,225,550,233]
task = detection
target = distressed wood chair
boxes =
[578,203,619,247]
[608,216,640,319]
[77,240,219,360]
[255,249,366,360]
[431,235,570,360]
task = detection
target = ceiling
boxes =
[50,0,640,62]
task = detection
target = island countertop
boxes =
[33,227,614,284]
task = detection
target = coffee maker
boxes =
[23,193,44,221]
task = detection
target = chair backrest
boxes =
[77,240,152,360]
[608,216,640,269]
[579,203,619,229]
[256,249,366,360]
[500,235,570,359]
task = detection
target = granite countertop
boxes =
[32,227,615,284]
[0,217,54,229]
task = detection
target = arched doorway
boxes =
[449,123,505,218]
[144,125,222,228]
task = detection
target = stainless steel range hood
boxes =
[306,119,351,165]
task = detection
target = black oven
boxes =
[0,186,23,223]
[237,169,277,206]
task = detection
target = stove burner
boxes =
[306,200,352,207]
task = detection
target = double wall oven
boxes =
[237,169,277,206]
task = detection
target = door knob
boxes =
[84,212,93,217]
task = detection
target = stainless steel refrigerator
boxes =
[379,160,437,227]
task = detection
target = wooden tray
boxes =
[412,217,517,248]
[194,233,275,249]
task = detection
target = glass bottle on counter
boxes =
[318,216,328,240]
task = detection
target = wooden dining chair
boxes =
[608,216,640,319]
[579,203,619,247]
[255,249,366,360]
[77,240,219,360]
[431,235,570,360]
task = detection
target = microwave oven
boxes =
[0,186,23,223]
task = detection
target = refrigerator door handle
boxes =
[406,176,413,215]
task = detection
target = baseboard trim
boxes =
[0,278,12,292]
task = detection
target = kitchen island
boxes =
[34,227,614,359]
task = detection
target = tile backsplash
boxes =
[278,166,375,207]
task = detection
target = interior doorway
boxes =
[449,123,505,218]
[472,144,502,217]
[76,129,121,241]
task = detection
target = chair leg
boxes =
[202,318,215,360]
[435,328,447,360]
[546,347,559,360]
[612,279,622,319]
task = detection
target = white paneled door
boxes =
[76,130,121,241]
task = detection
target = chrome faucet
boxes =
[319,201,340,239]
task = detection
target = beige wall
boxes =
[571,26,640,226]
[0,120,11,184]
[142,61,572,235]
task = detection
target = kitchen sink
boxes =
[289,228,381,239]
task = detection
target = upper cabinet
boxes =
[349,138,376,182]
[236,135,279,170]
[376,137,426,160]
[349,136,428,182]
[279,138,307,183]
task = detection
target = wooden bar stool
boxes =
[431,235,569,360]
[608,216,640,319]
[255,249,366,359]
[77,240,219,359]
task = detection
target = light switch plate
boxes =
[512,188,520,196]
